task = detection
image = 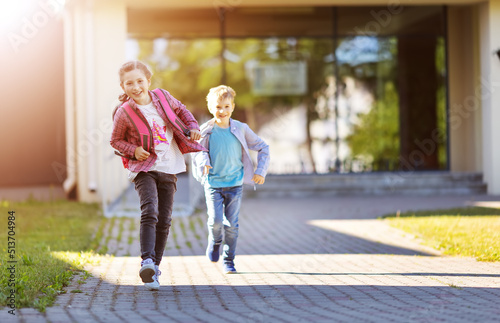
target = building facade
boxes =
[3,0,499,204]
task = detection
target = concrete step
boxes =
[104,174,195,217]
[249,171,487,197]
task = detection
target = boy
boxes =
[192,85,270,273]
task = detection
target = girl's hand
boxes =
[190,129,201,141]
[252,174,265,185]
[134,146,150,161]
[203,165,213,176]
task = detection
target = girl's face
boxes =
[121,69,151,105]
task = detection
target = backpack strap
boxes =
[122,102,154,153]
[151,88,191,137]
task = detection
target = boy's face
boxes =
[209,97,235,125]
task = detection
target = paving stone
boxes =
[8,194,500,322]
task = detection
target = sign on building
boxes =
[251,61,307,96]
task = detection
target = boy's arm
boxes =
[203,165,213,176]
[243,124,270,178]
[110,108,139,159]
[252,174,265,185]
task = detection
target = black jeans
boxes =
[134,171,177,265]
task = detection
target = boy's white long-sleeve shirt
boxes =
[191,118,270,186]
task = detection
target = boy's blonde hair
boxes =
[206,85,236,109]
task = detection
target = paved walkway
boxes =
[3,194,500,322]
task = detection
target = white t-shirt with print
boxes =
[128,102,186,181]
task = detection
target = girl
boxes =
[111,60,205,290]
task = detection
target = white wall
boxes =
[448,6,481,172]
[64,0,129,204]
[479,1,500,194]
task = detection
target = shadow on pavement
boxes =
[26,278,500,323]
[235,272,500,278]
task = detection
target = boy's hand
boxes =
[134,146,150,161]
[190,129,201,141]
[203,165,213,176]
[252,174,265,185]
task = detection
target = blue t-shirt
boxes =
[207,125,244,188]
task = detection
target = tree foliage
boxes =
[346,81,400,169]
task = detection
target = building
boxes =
[2,0,500,205]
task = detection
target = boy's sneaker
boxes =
[145,265,161,291]
[206,241,221,262]
[223,261,237,274]
[139,258,155,283]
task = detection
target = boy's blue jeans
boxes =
[134,171,176,265]
[204,185,243,262]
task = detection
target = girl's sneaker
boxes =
[139,258,155,283]
[145,265,161,291]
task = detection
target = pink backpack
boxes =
[151,88,191,137]
[113,88,191,168]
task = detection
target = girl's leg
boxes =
[222,186,243,263]
[134,172,159,262]
[154,173,177,265]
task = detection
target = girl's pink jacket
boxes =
[110,89,206,173]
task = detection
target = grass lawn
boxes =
[0,199,103,311]
[383,207,500,262]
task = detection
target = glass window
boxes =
[127,5,448,174]
[337,36,400,172]
[129,38,222,119]
[224,37,334,174]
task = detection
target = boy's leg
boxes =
[154,173,177,266]
[204,186,224,261]
[221,185,243,263]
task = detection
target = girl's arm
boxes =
[110,107,139,159]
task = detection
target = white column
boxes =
[479,0,500,194]
[64,0,128,203]
[62,1,77,197]
[448,6,479,172]
[93,0,131,210]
